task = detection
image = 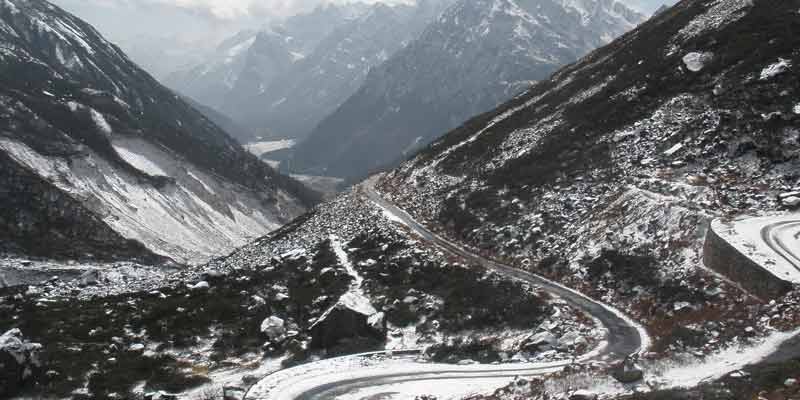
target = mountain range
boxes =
[288,0,645,179]
[165,1,452,143]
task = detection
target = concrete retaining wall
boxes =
[703,224,792,300]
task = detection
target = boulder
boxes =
[78,269,100,287]
[0,329,43,397]
[144,392,178,400]
[189,281,210,291]
[782,196,800,208]
[558,331,588,349]
[522,331,557,352]
[310,296,384,349]
[261,316,287,342]
[612,356,644,383]
[367,312,386,331]
[570,390,598,400]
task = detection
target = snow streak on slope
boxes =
[0,138,294,265]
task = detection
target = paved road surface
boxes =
[245,176,649,400]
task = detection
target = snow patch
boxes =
[113,144,168,177]
[245,139,296,157]
[760,58,791,80]
[89,108,112,135]
[375,202,409,227]
[653,327,800,389]
[682,52,713,72]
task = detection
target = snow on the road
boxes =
[374,202,410,227]
[712,214,800,283]
[246,352,568,400]
[334,376,507,400]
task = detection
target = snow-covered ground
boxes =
[650,327,800,389]
[245,140,296,158]
[291,174,343,197]
[712,214,800,283]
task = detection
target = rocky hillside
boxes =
[380,0,799,359]
[0,0,319,264]
[288,0,645,179]
[0,187,601,398]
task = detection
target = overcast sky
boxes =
[53,0,411,23]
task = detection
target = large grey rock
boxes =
[310,296,384,349]
[261,316,287,342]
[0,329,43,397]
[570,390,599,400]
[612,356,645,383]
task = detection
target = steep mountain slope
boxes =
[290,0,645,179]
[379,0,798,354]
[231,0,454,141]
[0,0,319,264]
[163,29,265,132]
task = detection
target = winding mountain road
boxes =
[761,220,800,273]
[245,177,649,400]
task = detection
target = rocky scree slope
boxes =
[0,0,319,264]
[0,188,596,398]
[381,0,800,360]
[289,0,645,179]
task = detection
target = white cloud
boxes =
[68,0,412,21]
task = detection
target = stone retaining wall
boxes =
[703,224,792,299]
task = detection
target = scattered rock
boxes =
[0,329,43,398]
[367,312,386,331]
[612,356,645,383]
[261,316,287,342]
[189,281,210,291]
[570,390,599,400]
[78,270,100,287]
[682,52,713,72]
[129,343,145,352]
[782,196,800,208]
[760,58,791,80]
[310,301,384,349]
